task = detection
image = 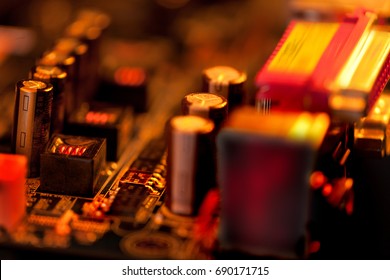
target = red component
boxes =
[114,67,146,87]
[194,188,220,250]
[310,171,327,190]
[345,191,354,215]
[66,146,74,155]
[55,144,87,156]
[309,241,321,254]
[85,111,113,125]
[59,145,67,154]
[0,153,27,231]
[322,184,333,197]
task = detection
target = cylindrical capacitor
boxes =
[37,50,77,117]
[12,80,53,178]
[182,93,228,130]
[30,65,67,134]
[202,66,246,111]
[53,37,94,102]
[65,10,110,95]
[0,153,27,231]
[167,116,215,216]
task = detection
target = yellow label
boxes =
[268,22,339,75]
[341,30,390,92]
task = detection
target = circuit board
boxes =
[0,61,208,259]
[1,1,390,260]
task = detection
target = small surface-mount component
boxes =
[12,80,53,178]
[107,142,167,217]
[40,134,106,197]
[202,66,246,111]
[120,170,165,194]
[0,153,27,231]
[166,115,215,216]
[182,93,228,130]
[108,183,150,217]
[66,103,133,161]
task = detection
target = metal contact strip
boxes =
[15,90,37,170]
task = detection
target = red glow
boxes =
[309,241,321,254]
[59,145,67,154]
[114,67,146,86]
[55,144,87,156]
[194,188,220,250]
[85,111,113,125]
[322,184,333,197]
[0,154,27,231]
[345,191,354,215]
[310,171,327,190]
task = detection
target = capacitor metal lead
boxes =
[12,80,53,177]
[182,93,228,130]
[202,66,246,111]
[166,116,215,216]
[30,65,68,134]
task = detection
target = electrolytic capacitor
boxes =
[65,10,110,96]
[37,50,77,116]
[53,37,94,102]
[167,116,215,216]
[0,153,27,231]
[30,65,68,134]
[182,93,228,130]
[202,66,246,111]
[12,80,53,178]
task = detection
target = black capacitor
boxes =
[202,66,246,111]
[30,65,67,134]
[166,115,215,216]
[65,10,110,94]
[53,37,94,102]
[12,80,53,178]
[182,92,228,130]
[36,50,77,117]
